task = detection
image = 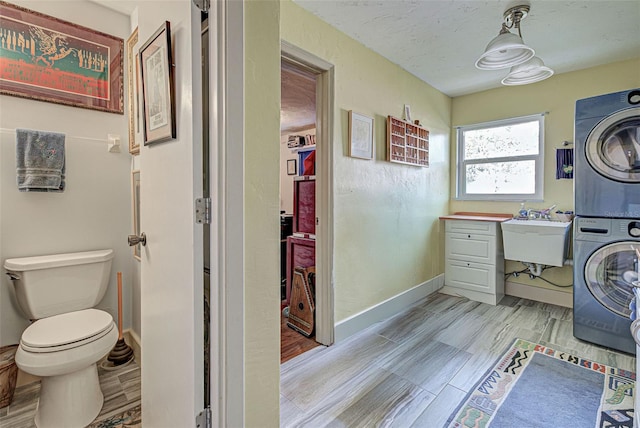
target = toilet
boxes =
[4,249,118,428]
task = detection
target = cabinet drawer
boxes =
[445,260,495,294]
[445,220,496,236]
[446,232,496,264]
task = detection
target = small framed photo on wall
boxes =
[348,111,374,160]
[287,159,297,175]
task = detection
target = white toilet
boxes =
[4,249,118,428]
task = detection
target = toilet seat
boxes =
[21,309,114,353]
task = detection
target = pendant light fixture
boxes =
[501,56,554,85]
[476,3,553,85]
[476,5,534,70]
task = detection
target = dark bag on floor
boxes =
[287,266,315,337]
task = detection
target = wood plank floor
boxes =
[2,293,634,427]
[0,360,141,428]
[280,292,636,427]
[281,313,322,363]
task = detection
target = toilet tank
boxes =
[4,249,114,320]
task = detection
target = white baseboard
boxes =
[123,328,141,365]
[505,280,573,308]
[334,274,444,343]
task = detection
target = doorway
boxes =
[280,43,335,363]
[280,59,320,362]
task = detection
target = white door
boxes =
[136,3,205,426]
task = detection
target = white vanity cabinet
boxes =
[441,218,506,305]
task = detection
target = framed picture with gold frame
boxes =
[127,28,141,155]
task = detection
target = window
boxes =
[456,114,544,201]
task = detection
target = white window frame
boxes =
[456,114,545,201]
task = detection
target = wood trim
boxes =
[439,212,513,222]
[453,212,512,218]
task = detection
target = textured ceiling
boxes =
[281,61,317,134]
[293,0,640,97]
[92,0,639,131]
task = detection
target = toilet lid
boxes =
[21,309,114,351]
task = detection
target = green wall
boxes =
[281,0,452,323]
[245,1,640,423]
[245,1,281,426]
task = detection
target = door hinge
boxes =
[192,0,210,12]
[195,198,212,224]
[196,407,212,428]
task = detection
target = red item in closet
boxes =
[302,150,315,175]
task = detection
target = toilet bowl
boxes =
[4,249,116,428]
[16,309,118,427]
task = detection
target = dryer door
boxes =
[585,241,639,317]
[586,107,640,183]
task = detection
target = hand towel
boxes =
[556,148,573,179]
[16,129,65,192]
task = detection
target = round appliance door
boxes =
[585,107,640,183]
[584,241,639,317]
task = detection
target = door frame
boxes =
[281,41,335,346]
[208,0,245,426]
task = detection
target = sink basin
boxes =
[500,219,572,267]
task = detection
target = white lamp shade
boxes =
[501,56,554,85]
[475,31,535,70]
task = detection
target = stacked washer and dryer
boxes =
[573,88,640,355]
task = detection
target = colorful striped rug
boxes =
[445,338,635,428]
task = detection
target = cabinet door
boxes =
[445,260,495,293]
[293,178,316,235]
[446,232,496,264]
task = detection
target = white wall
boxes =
[0,1,132,347]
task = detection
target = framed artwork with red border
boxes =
[0,1,124,114]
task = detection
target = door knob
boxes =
[128,233,146,247]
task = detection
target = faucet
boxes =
[528,204,557,220]
[527,209,542,219]
[540,204,557,220]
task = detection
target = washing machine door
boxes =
[585,241,639,317]
[586,107,640,183]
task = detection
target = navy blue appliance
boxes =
[574,89,640,218]
[573,217,640,354]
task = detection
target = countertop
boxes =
[439,212,513,223]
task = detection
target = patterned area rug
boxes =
[446,338,635,428]
[89,404,141,428]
